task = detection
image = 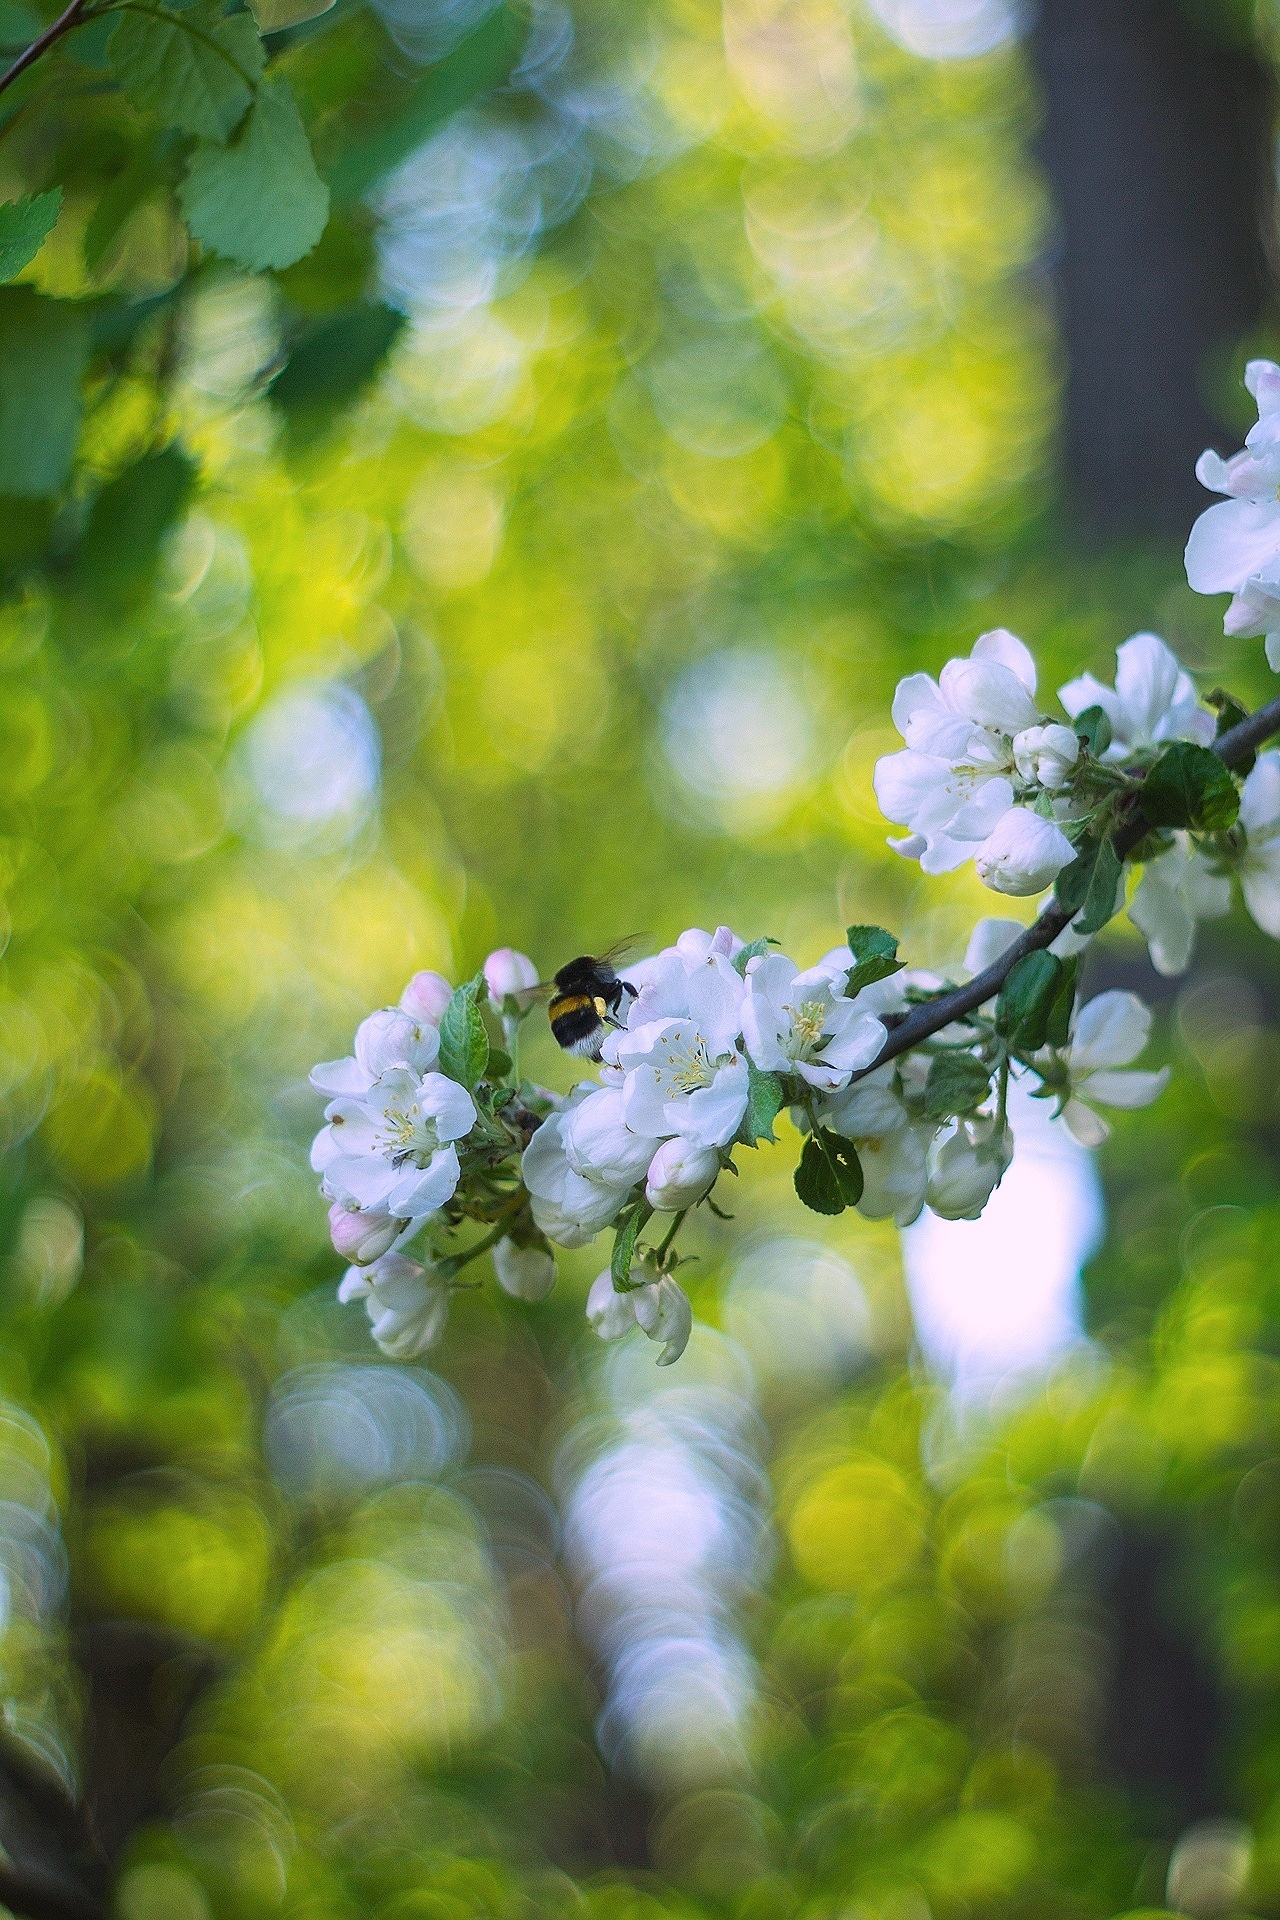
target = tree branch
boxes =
[0,0,90,101]
[848,687,1280,1082]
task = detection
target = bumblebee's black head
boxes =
[548,954,634,1057]
[553,955,619,994]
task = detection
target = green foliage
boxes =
[738,1061,782,1145]
[76,446,197,594]
[996,951,1064,1052]
[180,79,329,270]
[439,981,490,1088]
[107,1,264,141]
[844,924,904,996]
[0,188,61,282]
[1140,741,1240,831]
[272,302,406,422]
[732,935,777,975]
[611,1200,651,1289]
[1055,832,1123,935]
[794,1127,863,1214]
[0,290,89,496]
[1072,703,1112,756]
[924,1051,994,1120]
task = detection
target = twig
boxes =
[847,688,1280,1083]
[0,0,89,100]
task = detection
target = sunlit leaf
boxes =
[0,189,61,284]
[180,78,328,270]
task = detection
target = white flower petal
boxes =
[1071,990,1151,1071]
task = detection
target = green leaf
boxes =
[0,290,90,498]
[1208,688,1255,775]
[248,0,334,29]
[1054,833,1123,936]
[109,2,264,142]
[794,1128,863,1216]
[486,1048,512,1079]
[924,1052,993,1121]
[995,951,1063,1052]
[1072,704,1112,757]
[0,189,61,284]
[844,924,904,997]
[611,1201,651,1291]
[738,1061,782,1145]
[84,154,159,274]
[1044,955,1079,1051]
[76,445,196,595]
[438,983,489,1089]
[180,78,328,271]
[732,936,777,976]
[272,302,406,424]
[1140,742,1240,833]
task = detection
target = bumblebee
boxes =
[547,946,638,1059]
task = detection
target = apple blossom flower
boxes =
[606,947,750,1149]
[819,1067,928,1226]
[1185,359,1280,668]
[741,953,887,1091]
[585,1267,640,1340]
[484,948,539,1006]
[521,1096,635,1248]
[584,1267,692,1364]
[1054,991,1170,1147]
[925,1116,1013,1220]
[1237,750,1280,937]
[338,1251,448,1358]
[562,1086,661,1187]
[1128,837,1231,976]
[492,1237,556,1301]
[311,1068,475,1222]
[327,1199,407,1265]
[1058,632,1214,762]
[1012,723,1079,789]
[309,1004,441,1100]
[400,970,454,1023]
[973,807,1075,896]
[644,1136,720,1211]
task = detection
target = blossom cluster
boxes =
[304,360,1280,1371]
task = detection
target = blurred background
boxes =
[4,0,1280,1914]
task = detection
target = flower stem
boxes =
[653,1209,689,1266]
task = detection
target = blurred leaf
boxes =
[326,3,525,202]
[1073,704,1112,756]
[180,78,328,270]
[794,1127,862,1215]
[438,983,489,1089]
[924,1052,992,1121]
[1140,742,1240,832]
[845,924,904,996]
[83,153,163,274]
[1209,687,1255,774]
[249,0,334,29]
[738,1062,782,1145]
[274,208,375,311]
[0,0,39,48]
[732,935,776,975]
[1055,832,1122,934]
[996,951,1063,1052]
[109,2,264,140]
[76,446,196,594]
[611,1200,651,1289]
[0,290,89,497]
[272,302,404,420]
[1045,955,1079,1050]
[0,189,61,284]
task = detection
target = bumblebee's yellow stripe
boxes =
[550,992,594,1018]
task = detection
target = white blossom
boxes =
[820,1066,929,1226]
[1055,991,1170,1147]
[1184,359,1280,668]
[584,1268,692,1364]
[586,1267,639,1340]
[521,1096,634,1248]
[327,1200,407,1265]
[1012,723,1079,789]
[399,970,454,1023]
[925,1117,1013,1221]
[483,947,539,1005]
[1128,837,1231,976]
[643,1136,719,1211]
[309,1003,441,1100]
[1238,749,1280,937]
[604,946,750,1151]
[492,1237,556,1301]
[338,1252,448,1358]
[312,1068,475,1222]
[741,953,886,1090]
[562,1086,661,1187]
[973,807,1075,896]
[1058,632,1214,761]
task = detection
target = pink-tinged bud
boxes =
[400,971,453,1023]
[483,947,539,1004]
[328,1202,404,1265]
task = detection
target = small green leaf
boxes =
[996,951,1064,1052]
[486,1048,512,1079]
[0,289,90,498]
[248,0,335,29]
[738,1061,782,1145]
[1073,704,1112,757]
[271,303,405,425]
[924,1052,994,1121]
[844,924,904,997]
[109,2,264,142]
[0,189,61,284]
[611,1201,651,1291]
[180,78,329,272]
[438,983,489,1089]
[1140,742,1239,833]
[1208,688,1255,775]
[794,1127,863,1216]
[1044,955,1079,1050]
[732,936,777,976]
[1055,833,1123,936]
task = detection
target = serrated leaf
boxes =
[738,1061,782,1145]
[1073,704,1112,757]
[0,289,90,497]
[794,1128,863,1216]
[924,1052,993,1121]
[1140,742,1239,833]
[996,950,1063,1052]
[611,1201,651,1290]
[180,78,328,271]
[109,2,263,142]
[1055,832,1123,935]
[845,923,903,996]
[0,189,61,284]
[732,936,776,977]
[438,983,489,1089]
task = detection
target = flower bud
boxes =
[328,1201,405,1265]
[341,1252,448,1358]
[1012,723,1079,790]
[483,947,540,1006]
[644,1137,719,1211]
[926,1120,1013,1221]
[493,1237,556,1301]
[586,1268,639,1340]
[632,1275,693,1365]
[400,971,453,1023]
[563,1088,657,1186]
[974,808,1075,896]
